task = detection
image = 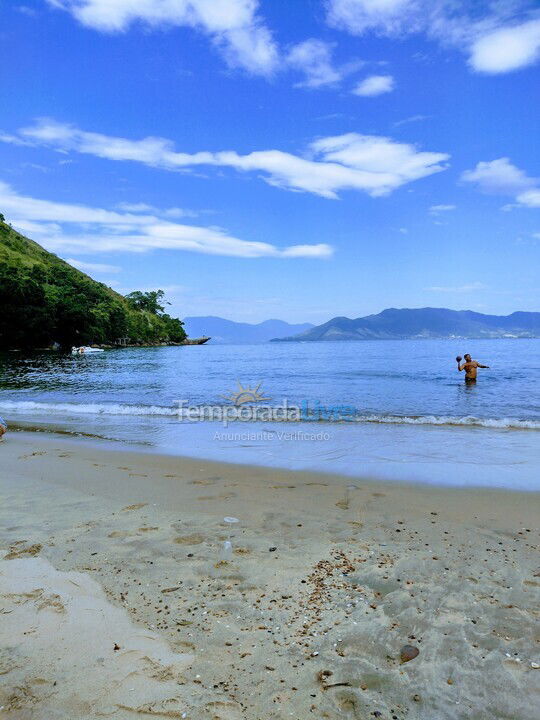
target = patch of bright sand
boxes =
[0,556,193,719]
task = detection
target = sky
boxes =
[1,0,539,323]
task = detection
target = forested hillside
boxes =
[0,219,186,349]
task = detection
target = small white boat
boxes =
[71,346,105,355]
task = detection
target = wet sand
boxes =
[1,431,539,719]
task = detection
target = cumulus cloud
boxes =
[352,74,394,96]
[6,119,450,199]
[0,180,332,259]
[326,0,540,74]
[469,19,540,73]
[461,158,537,195]
[46,0,279,76]
[461,157,540,208]
[516,189,540,207]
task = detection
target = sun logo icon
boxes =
[222,380,271,406]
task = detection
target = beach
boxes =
[1,430,539,719]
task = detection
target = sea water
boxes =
[1,339,539,489]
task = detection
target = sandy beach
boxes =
[1,430,539,719]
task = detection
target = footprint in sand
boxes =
[173,533,204,545]
[203,701,243,720]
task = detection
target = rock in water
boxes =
[400,645,420,663]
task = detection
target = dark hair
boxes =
[464,353,471,359]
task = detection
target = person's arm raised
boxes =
[456,356,464,371]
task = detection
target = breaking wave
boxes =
[1,400,538,430]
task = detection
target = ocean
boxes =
[1,339,539,490]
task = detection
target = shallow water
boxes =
[1,339,539,489]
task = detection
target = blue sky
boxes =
[1,0,539,323]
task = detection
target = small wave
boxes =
[0,400,179,417]
[351,414,540,430]
[0,400,538,430]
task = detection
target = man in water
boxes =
[456,354,490,383]
[0,416,7,440]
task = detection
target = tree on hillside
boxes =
[125,289,169,315]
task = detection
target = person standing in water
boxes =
[456,354,490,383]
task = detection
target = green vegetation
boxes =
[0,220,186,349]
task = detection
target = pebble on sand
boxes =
[400,644,420,663]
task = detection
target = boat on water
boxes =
[179,336,211,345]
[71,346,105,355]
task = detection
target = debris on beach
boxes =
[400,645,420,663]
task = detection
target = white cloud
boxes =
[0,180,332,259]
[8,119,450,199]
[516,189,540,207]
[469,19,540,73]
[11,219,63,236]
[66,259,121,273]
[286,39,364,88]
[47,0,279,76]
[426,281,487,292]
[393,114,430,127]
[328,0,421,36]
[352,74,394,96]
[327,0,540,74]
[461,158,538,196]
[429,203,456,214]
[287,39,342,87]
[116,202,196,218]
[462,158,540,209]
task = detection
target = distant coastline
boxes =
[271,308,540,342]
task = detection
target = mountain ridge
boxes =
[183,316,313,344]
[271,307,540,341]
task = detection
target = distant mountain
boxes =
[271,308,540,341]
[183,316,314,344]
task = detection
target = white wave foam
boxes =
[1,401,538,430]
[0,400,180,417]
[351,414,540,430]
